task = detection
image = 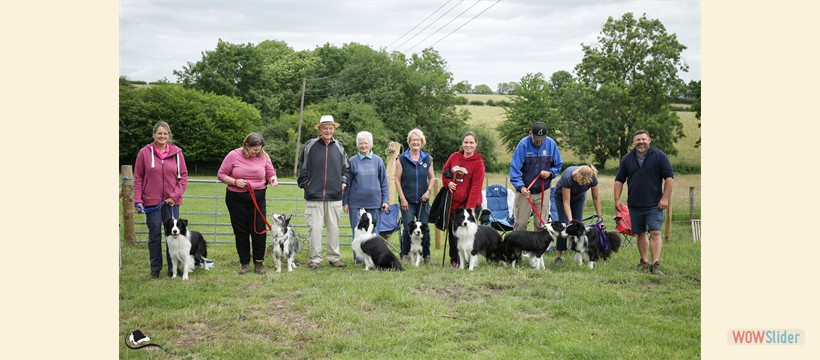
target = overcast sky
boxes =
[120,0,700,88]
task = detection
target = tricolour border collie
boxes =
[408,220,427,267]
[501,221,566,269]
[352,209,404,271]
[451,208,504,271]
[163,217,208,280]
[270,213,300,273]
[562,220,622,269]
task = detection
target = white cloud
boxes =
[120,0,700,86]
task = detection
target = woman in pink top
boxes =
[134,121,188,279]
[218,133,279,274]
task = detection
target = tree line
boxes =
[120,12,698,174]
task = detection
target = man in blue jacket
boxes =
[509,122,563,231]
[298,115,350,269]
[614,130,674,275]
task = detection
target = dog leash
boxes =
[524,177,548,228]
[245,182,272,234]
[135,203,165,214]
[594,219,608,251]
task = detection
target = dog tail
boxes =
[392,257,405,271]
[608,231,622,253]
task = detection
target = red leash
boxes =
[245,181,271,234]
[525,176,548,228]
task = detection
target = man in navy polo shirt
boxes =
[614,130,674,275]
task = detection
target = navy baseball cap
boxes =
[531,122,548,141]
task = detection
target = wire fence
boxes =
[127,179,365,246]
[121,178,701,246]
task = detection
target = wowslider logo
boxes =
[728,329,804,345]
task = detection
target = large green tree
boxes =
[497,72,558,154]
[119,83,261,165]
[565,12,688,167]
[163,40,490,170]
[690,80,701,147]
[174,40,275,120]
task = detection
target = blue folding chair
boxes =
[377,203,401,253]
[480,184,515,232]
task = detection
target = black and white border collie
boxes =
[352,209,404,271]
[562,220,622,269]
[451,208,504,271]
[501,221,566,269]
[408,220,427,267]
[270,213,300,273]
[163,218,208,280]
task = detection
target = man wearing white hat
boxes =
[298,115,350,269]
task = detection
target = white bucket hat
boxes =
[315,114,340,129]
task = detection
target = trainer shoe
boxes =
[554,257,563,265]
[401,255,411,263]
[355,259,364,265]
[450,260,459,269]
[424,256,432,265]
[649,261,665,275]
[308,262,319,270]
[636,259,649,272]
[150,271,160,279]
[240,264,250,274]
[329,260,347,268]
[254,261,266,274]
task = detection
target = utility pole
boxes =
[293,78,306,177]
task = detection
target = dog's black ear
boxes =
[181,219,188,227]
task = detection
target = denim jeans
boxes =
[555,193,586,251]
[145,204,179,274]
[400,202,430,257]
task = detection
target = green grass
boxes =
[120,177,701,358]
[120,226,700,358]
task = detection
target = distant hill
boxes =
[458,98,700,171]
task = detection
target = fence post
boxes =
[385,141,402,204]
[121,165,135,246]
[689,187,695,221]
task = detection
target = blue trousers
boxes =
[400,202,430,257]
[555,193,586,251]
[348,207,382,261]
[145,204,179,274]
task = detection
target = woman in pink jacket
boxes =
[218,133,278,274]
[134,121,188,279]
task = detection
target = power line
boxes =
[390,0,465,53]
[425,0,501,50]
[403,0,484,54]
[385,0,452,50]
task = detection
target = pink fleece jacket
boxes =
[217,148,277,192]
[134,143,188,206]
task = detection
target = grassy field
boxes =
[120,239,700,358]
[457,94,701,171]
[120,175,701,358]
[121,94,701,357]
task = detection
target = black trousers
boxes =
[225,189,268,264]
[447,206,482,265]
